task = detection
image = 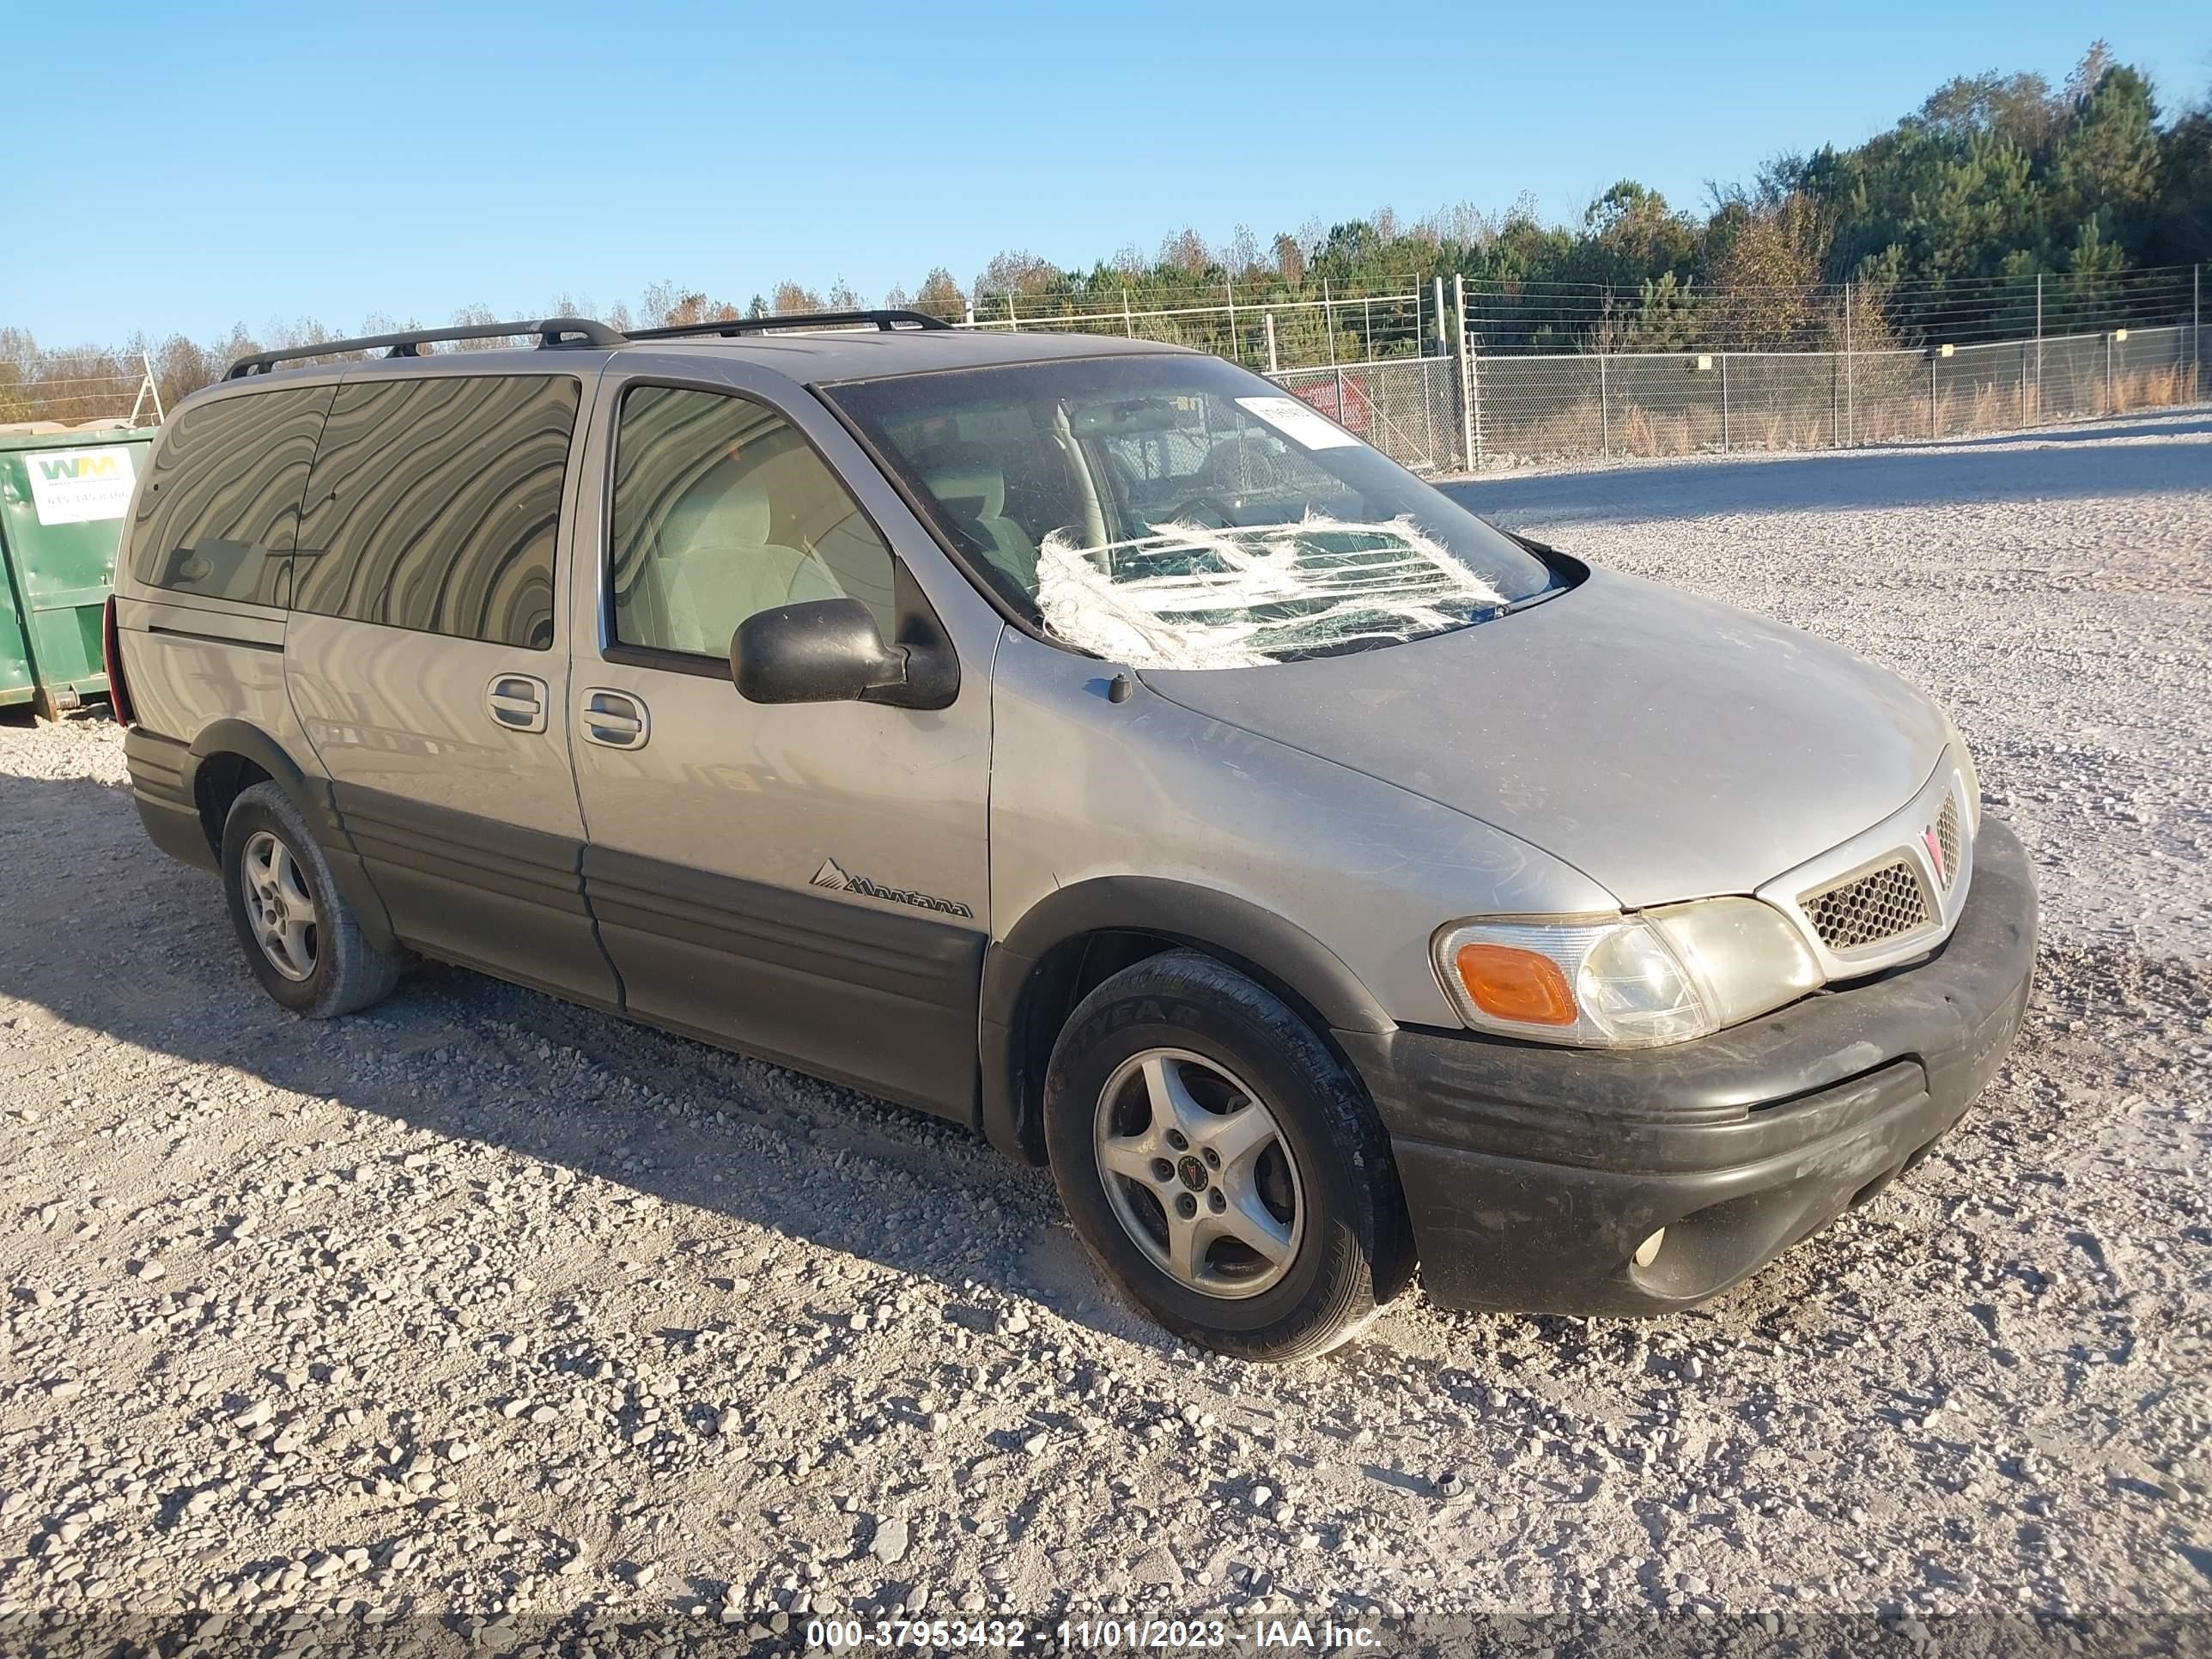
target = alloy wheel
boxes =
[1092,1048,1304,1299]
[240,830,319,982]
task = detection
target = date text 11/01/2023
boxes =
[805,1616,1381,1650]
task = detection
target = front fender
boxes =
[979,876,1396,1164]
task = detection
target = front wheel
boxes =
[1042,951,1411,1361]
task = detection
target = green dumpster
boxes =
[0,424,155,718]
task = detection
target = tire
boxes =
[1042,950,1412,1362]
[221,781,404,1018]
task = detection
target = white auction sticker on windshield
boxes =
[1235,394,1362,450]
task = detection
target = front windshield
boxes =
[823,354,1554,668]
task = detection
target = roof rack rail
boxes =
[626,307,953,341]
[223,317,623,380]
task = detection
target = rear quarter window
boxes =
[129,386,333,605]
[291,374,580,650]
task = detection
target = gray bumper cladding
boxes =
[1340,816,2039,1316]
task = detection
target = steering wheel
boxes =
[1161,493,1237,527]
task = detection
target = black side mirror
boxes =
[732,597,941,708]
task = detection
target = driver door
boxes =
[569,374,993,1118]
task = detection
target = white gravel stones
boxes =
[870,1516,910,1566]
[0,413,2204,1630]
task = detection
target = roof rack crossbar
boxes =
[223,317,623,380]
[626,307,953,341]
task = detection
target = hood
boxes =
[1137,564,1952,908]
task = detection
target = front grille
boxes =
[1935,797,1961,890]
[1803,859,1932,953]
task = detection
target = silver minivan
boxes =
[108,312,2037,1360]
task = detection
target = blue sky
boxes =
[15,0,2207,344]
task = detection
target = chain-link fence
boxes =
[959,283,1443,375]
[1273,356,1470,473]
[8,269,2197,465]
[1463,323,2203,461]
[956,266,2206,475]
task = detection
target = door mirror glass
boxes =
[732,596,908,705]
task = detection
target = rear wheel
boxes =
[1043,951,1410,1361]
[221,782,404,1018]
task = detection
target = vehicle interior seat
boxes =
[915,443,1039,592]
[651,466,843,653]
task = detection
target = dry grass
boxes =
[1478,361,2202,465]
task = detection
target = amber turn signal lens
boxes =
[1455,943,1578,1026]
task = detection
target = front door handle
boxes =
[580,687,650,750]
[486,673,549,733]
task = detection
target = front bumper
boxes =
[1338,816,2039,1316]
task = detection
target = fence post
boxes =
[1325,279,1344,423]
[1929,353,1938,438]
[1720,354,1729,452]
[1264,313,1279,376]
[130,351,164,427]
[1842,281,1854,447]
[2194,264,2202,404]
[1007,293,1018,331]
[2034,274,2043,422]
[1434,276,1447,354]
[2021,340,2028,428]
[1454,273,1480,471]
[1599,351,1610,456]
[1121,288,1133,338]
[1225,278,1237,366]
[1363,295,1373,362]
[1421,355,1438,470]
[2105,331,2114,415]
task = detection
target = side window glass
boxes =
[293,374,580,650]
[610,386,896,657]
[130,386,332,605]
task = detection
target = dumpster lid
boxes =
[0,422,156,451]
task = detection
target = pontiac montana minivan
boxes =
[108,312,2037,1360]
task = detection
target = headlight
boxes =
[1433,898,1821,1048]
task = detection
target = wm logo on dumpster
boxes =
[35,454,122,480]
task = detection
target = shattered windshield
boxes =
[823,354,1555,667]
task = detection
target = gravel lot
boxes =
[2,411,2208,1651]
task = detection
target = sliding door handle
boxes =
[485,673,549,733]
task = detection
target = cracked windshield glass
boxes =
[827,354,1556,667]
